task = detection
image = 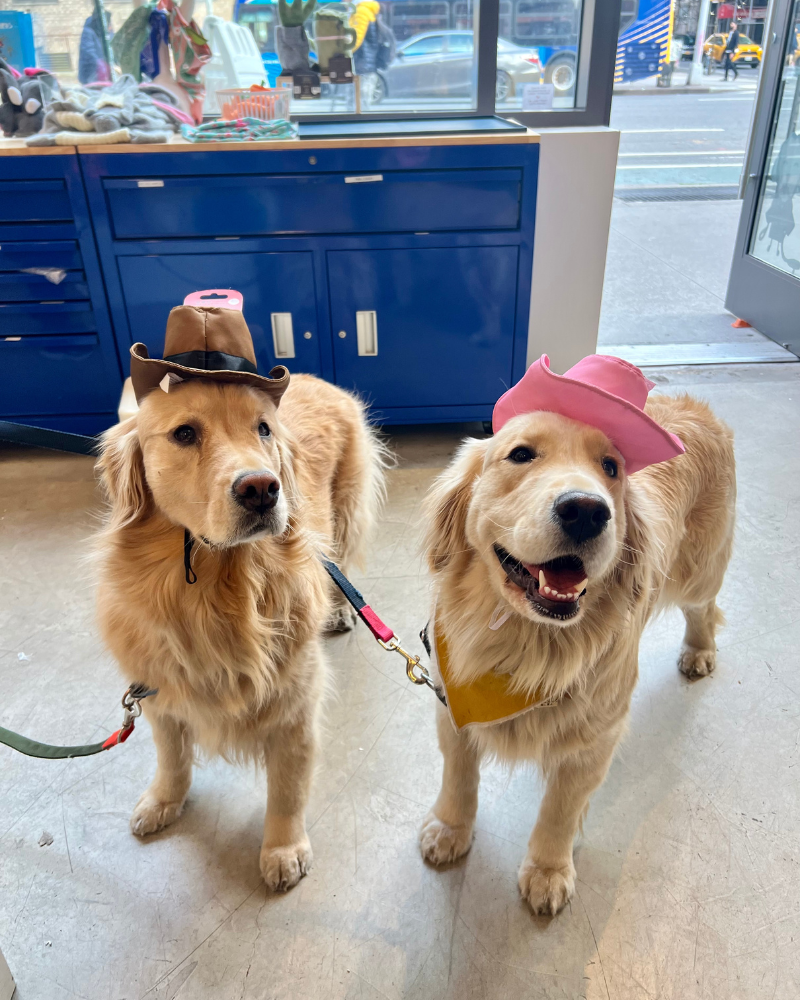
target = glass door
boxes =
[726,0,800,354]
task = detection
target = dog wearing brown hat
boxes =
[95,291,385,891]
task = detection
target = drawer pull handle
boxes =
[344,174,383,184]
[271,312,295,359]
[137,180,164,188]
[356,311,378,357]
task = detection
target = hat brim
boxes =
[492,356,684,475]
[130,343,290,406]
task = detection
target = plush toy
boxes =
[0,63,56,138]
[276,0,317,76]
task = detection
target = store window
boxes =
[9,0,622,126]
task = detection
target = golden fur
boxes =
[95,374,384,891]
[419,394,735,914]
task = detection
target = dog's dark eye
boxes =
[508,446,534,464]
[602,457,618,478]
[173,425,196,445]
[258,422,271,439]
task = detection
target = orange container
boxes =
[217,88,291,122]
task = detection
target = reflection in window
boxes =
[749,1,800,278]
[618,0,639,36]
[447,33,475,53]
[514,0,580,45]
[403,35,446,55]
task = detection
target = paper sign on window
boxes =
[522,83,554,112]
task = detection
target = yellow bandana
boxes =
[431,617,550,731]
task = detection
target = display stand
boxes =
[280,73,362,113]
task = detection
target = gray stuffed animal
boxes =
[0,62,55,137]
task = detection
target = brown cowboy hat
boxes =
[129,299,290,405]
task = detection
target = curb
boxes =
[613,86,713,95]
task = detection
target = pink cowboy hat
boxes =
[492,354,685,474]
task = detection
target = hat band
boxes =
[163,350,258,375]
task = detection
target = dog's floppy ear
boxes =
[97,416,149,527]
[424,438,486,572]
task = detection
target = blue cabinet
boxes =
[0,155,122,435]
[2,138,537,429]
[328,246,519,418]
[117,252,321,375]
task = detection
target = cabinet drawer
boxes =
[0,302,96,337]
[0,241,83,271]
[0,181,72,223]
[0,272,89,302]
[103,169,522,239]
[0,334,119,417]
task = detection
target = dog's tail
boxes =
[331,395,391,571]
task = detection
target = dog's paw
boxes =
[678,645,716,679]
[518,858,575,916]
[130,793,184,837]
[419,812,474,865]
[326,604,357,633]
[260,840,313,892]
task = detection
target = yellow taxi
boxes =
[703,32,763,68]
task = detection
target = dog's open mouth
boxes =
[494,545,588,621]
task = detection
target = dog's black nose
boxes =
[554,492,611,544]
[233,471,280,515]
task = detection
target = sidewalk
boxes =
[599,198,746,346]
[613,65,759,95]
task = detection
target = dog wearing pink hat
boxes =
[419,354,736,915]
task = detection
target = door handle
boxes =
[356,310,378,356]
[270,313,295,359]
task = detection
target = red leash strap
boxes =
[101,722,136,749]
[321,558,395,642]
[322,559,440,694]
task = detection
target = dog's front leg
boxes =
[419,703,482,865]
[130,712,193,836]
[260,718,316,892]
[519,738,617,915]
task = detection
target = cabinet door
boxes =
[118,252,321,376]
[328,247,518,409]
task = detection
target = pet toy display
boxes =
[0,59,58,138]
[313,4,356,83]
[276,0,316,66]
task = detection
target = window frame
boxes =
[297,0,622,126]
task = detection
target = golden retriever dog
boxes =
[419,394,735,914]
[96,374,383,890]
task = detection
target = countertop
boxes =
[0,129,539,156]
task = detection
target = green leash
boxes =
[0,685,158,759]
[1,421,159,759]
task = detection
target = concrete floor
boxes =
[2,362,800,1000]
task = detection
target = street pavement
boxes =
[611,66,758,194]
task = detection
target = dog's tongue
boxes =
[522,561,587,592]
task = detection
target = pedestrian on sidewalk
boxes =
[723,21,740,81]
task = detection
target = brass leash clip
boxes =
[378,636,437,689]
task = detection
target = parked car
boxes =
[373,32,542,103]
[703,32,762,68]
